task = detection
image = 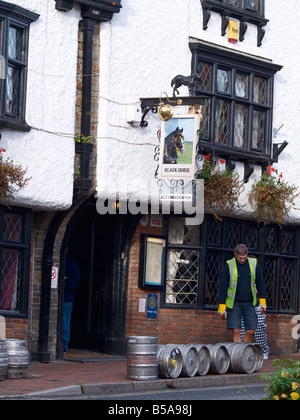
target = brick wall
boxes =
[126,222,299,355]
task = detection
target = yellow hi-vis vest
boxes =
[226,257,257,309]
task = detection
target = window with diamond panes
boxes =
[0,207,31,316]
[0,4,38,130]
[219,0,264,15]
[191,43,281,160]
[164,216,299,313]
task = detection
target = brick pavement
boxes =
[0,352,299,397]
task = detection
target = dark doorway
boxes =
[62,202,137,356]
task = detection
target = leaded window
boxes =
[163,216,299,314]
[0,206,31,317]
[0,1,39,131]
[190,42,282,163]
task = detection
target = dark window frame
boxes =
[190,42,283,165]
[0,205,32,318]
[162,215,300,315]
[0,1,39,131]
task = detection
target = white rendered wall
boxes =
[0,0,80,210]
[96,0,300,223]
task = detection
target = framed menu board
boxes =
[139,235,167,289]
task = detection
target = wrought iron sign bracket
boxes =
[140,96,207,128]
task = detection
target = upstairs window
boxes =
[222,0,264,15]
[0,1,39,131]
[190,42,282,163]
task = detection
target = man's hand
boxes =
[258,298,267,314]
[217,304,227,320]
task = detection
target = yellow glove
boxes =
[258,298,267,314]
[218,304,227,320]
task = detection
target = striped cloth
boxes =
[241,307,269,359]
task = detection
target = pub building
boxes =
[0,0,299,362]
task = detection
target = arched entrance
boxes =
[57,198,139,359]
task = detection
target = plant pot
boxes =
[75,143,93,154]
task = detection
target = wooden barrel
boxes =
[157,345,183,379]
[127,336,158,381]
[177,345,199,378]
[4,339,29,379]
[207,344,230,375]
[190,344,211,376]
[0,340,8,381]
[222,343,257,374]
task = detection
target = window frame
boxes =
[162,215,300,315]
[0,1,39,131]
[0,206,32,318]
[190,42,283,165]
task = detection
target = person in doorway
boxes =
[63,246,81,353]
[217,244,267,343]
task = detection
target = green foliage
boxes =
[74,133,92,143]
[262,359,300,400]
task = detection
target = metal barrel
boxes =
[176,345,200,378]
[222,343,257,374]
[190,344,211,376]
[127,336,158,381]
[157,345,183,379]
[4,339,29,379]
[0,340,8,381]
[250,344,264,371]
[207,344,230,375]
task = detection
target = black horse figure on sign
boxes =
[163,127,185,164]
[171,74,202,97]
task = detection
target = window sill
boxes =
[197,141,271,165]
[0,116,31,132]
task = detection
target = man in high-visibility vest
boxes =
[218,244,267,343]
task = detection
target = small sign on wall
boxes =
[147,294,158,319]
[51,267,59,289]
[228,20,239,44]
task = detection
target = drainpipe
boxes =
[77,19,95,193]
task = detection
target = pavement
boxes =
[0,349,299,399]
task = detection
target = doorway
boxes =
[60,201,138,356]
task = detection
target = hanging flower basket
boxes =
[196,155,244,221]
[249,165,299,227]
[0,148,30,200]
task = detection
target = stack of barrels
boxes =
[0,339,30,382]
[127,336,263,381]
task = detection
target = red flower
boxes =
[267,170,272,175]
[220,159,225,164]
[205,155,210,160]
[279,173,283,178]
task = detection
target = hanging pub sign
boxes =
[159,113,200,180]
